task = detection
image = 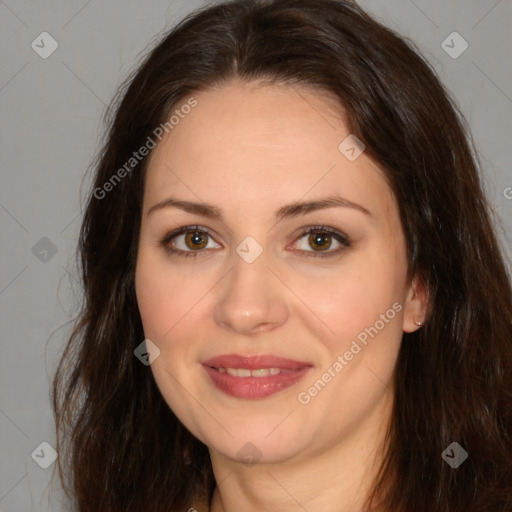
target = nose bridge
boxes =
[213,239,288,334]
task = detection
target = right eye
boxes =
[159,224,222,258]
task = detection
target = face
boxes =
[135,79,425,466]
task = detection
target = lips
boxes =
[202,354,312,399]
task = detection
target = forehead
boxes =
[143,79,395,221]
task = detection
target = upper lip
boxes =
[202,354,312,370]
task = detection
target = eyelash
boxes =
[159,224,351,260]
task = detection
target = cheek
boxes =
[296,257,404,422]
[135,252,205,421]
[135,250,204,340]
[300,250,404,348]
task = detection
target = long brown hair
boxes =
[51,0,512,510]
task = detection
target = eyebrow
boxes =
[147,195,372,221]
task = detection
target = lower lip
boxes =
[203,365,312,399]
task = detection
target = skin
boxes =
[135,78,428,512]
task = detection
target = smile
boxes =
[202,354,313,399]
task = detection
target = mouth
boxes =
[201,354,313,399]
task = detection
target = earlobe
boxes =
[402,274,429,333]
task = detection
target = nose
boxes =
[214,247,289,335]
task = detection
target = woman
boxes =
[51,0,512,510]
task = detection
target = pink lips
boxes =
[202,353,313,399]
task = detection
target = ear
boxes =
[402,274,429,333]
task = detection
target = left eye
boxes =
[291,227,350,258]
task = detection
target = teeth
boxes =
[251,368,270,377]
[218,367,285,377]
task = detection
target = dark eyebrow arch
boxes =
[147,195,372,221]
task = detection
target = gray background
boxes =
[0,1,511,510]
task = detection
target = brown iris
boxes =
[185,231,208,250]
[309,232,332,251]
